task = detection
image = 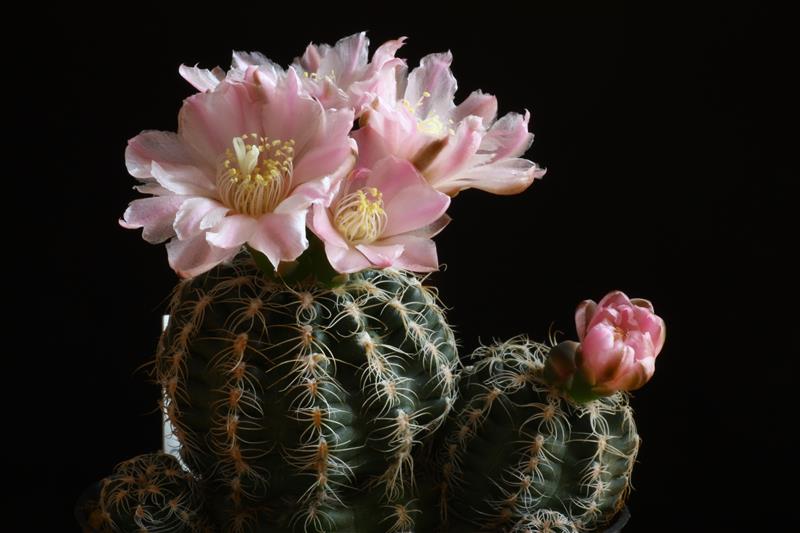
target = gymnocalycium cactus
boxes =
[95,453,208,532]
[81,32,666,533]
[157,253,458,531]
[437,338,639,531]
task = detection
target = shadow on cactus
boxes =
[82,31,666,533]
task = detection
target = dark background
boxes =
[17,5,794,532]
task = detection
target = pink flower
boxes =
[353,51,546,196]
[121,71,356,277]
[294,32,406,117]
[179,33,405,119]
[575,291,667,394]
[309,156,450,273]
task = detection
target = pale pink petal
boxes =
[443,158,545,196]
[260,69,325,156]
[120,196,186,243]
[405,52,457,120]
[126,131,206,180]
[575,300,598,341]
[291,108,356,184]
[355,242,405,268]
[480,111,534,161]
[425,116,484,183]
[231,50,283,73]
[173,197,229,240]
[319,32,369,87]
[310,203,348,249]
[352,102,420,169]
[453,90,498,126]
[380,234,440,272]
[364,157,425,203]
[166,234,238,279]
[178,82,263,166]
[179,64,225,92]
[348,37,407,111]
[276,174,343,216]
[205,214,258,249]
[151,161,216,196]
[382,183,450,238]
[324,242,372,274]
[247,211,309,268]
[404,214,451,239]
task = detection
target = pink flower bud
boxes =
[575,291,666,395]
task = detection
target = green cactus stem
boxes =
[156,256,459,532]
[97,453,207,532]
[437,337,639,532]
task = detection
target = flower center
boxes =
[334,187,387,245]
[217,134,295,216]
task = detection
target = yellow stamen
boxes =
[334,187,387,244]
[217,135,295,216]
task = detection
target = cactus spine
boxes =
[97,453,207,532]
[156,257,459,532]
[437,338,639,532]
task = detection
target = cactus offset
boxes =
[156,256,458,532]
[437,337,639,532]
[96,453,207,532]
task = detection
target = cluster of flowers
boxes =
[121,33,545,277]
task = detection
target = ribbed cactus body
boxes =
[156,258,458,532]
[438,338,638,532]
[97,453,207,532]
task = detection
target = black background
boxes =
[16,5,794,532]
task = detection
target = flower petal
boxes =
[379,234,440,272]
[405,52,457,120]
[178,64,225,92]
[178,81,263,166]
[120,196,186,243]
[575,299,598,341]
[173,197,229,240]
[383,184,450,238]
[248,211,309,268]
[205,214,258,249]
[355,242,405,268]
[424,116,484,186]
[291,108,356,184]
[126,131,206,180]
[151,161,216,196]
[309,203,348,249]
[444,158,545,195]
[453,90,498,126]
[480,110,534,161]
[166,234,237,279]
[324,242,372,274]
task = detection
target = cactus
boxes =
[96,453,207,532]
[156,256,459,531]
[510,510,579,533]
[437,338,639,532]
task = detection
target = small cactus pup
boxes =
[116,32,545,532]
[438,292,666,532]
[96,453,208,532]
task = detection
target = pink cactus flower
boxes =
[353,51,546,196]
[309,156,450,273]
[294,32,406,116]
[575,291,667,394]
[179,32,405,118]
[121,71,356,277]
